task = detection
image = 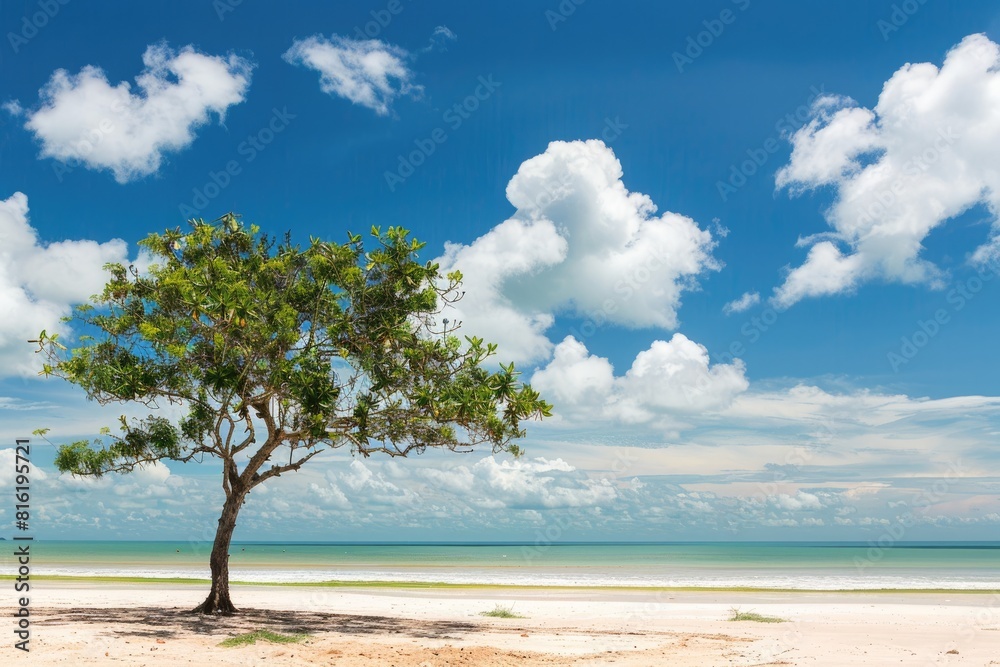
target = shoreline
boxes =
[4,574,999,594]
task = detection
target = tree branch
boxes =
[251,448,323,486]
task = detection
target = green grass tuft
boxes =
[729,607,787,623]
[479,604,526,619]
[218,629,307,647]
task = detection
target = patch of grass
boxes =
[729,607,787,623]
[218,629,307,647]
[479,604,526,619]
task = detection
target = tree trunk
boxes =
[191,487,246,614]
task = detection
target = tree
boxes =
[36,215,551,615]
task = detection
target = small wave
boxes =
[40,566,1000,590]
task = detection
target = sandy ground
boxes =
[2,583,1000,666]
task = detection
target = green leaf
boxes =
[35,214,549,488]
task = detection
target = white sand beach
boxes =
[4,583,1000,666]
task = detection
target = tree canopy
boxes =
[36,214,551,613]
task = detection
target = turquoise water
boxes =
[13,541,1000,589]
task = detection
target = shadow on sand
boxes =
[33,606,480,641]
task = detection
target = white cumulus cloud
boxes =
[283,34,419,116]
[723,291,760,315]
[464,456,616,509]
[0,193,133,377]
[774,491,823,511]
[0,448,48,487]
[19,43,253,183]
[531,334,748,431]
[421,26,457,53]
[437,139,720,363]
[773,33,1000,307]
[309,481,351,509]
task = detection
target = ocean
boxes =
[17,541,1000,590]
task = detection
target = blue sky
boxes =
[2,0,1000,542]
